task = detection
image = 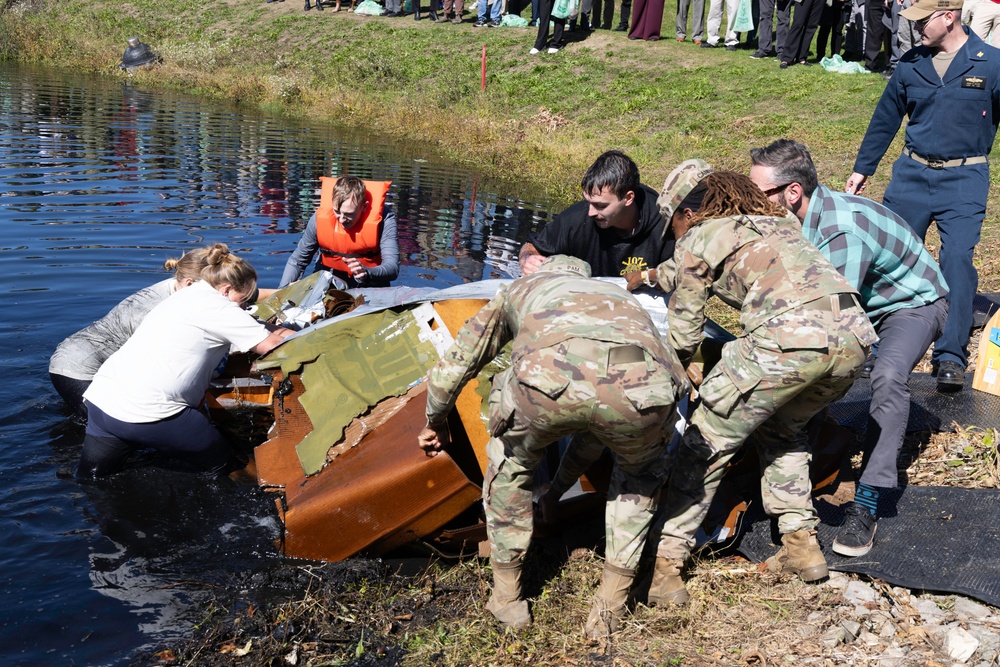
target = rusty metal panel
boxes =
[250,298,509,561]
[279,387,481,561]
[254,372,312,490]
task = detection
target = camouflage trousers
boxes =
[656,309,870,560]
[484,338,678,570]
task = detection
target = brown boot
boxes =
[765,528,829,582]
[647,557,689,606]
[584,563,635,639]
[486,558,531,629]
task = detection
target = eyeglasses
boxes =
[762,183,793,197]
[915,11,946,32]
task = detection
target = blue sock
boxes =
[854,483,879,516]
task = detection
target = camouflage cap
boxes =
[657,159,714,234]
[535,255,593,278]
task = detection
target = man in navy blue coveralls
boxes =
[846,0,1000,392]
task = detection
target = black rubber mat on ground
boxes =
[973,292,1000,329]
[734,486,1000,607]
[827,373,1000,434]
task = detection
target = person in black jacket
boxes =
[518,150,675,278]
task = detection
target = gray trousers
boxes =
[386,0,402,11]
[676,0,706,40]
[896,2,917,55]
[757,0,791,54]
[859,298,948,489]
[843,0,866,58]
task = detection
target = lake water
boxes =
[0,61,555,666]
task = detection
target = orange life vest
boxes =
[315,177,391,274]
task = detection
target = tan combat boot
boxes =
[584,563,635,639]
[765,528,829,582]
[647,557,690,606]
[485,558,531,629]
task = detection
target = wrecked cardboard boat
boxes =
[209,274,724,563]
[230,277,512,562]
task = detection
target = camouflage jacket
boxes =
[425,260,688,425]
[665,214,861,365]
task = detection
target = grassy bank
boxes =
[5,2,1000,236]
[0,0,905,203]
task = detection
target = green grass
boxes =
[0,0,901,205]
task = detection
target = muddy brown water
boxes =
[0,60,555,665]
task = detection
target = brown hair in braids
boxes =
[682,171,787,225]
[200,243,258,294]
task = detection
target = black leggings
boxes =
[534,0,566,49]
[79,402,234,479]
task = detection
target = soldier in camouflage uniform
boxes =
[419,255,689,637]
[644,164,877,606]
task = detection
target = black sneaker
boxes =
[473,18,488,26]
[832,503,877,557]
[488,18,501,26]
[750,50,767,59]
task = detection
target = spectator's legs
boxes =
[898,11,916,53]
[842,0,866,59]
[775,0,791,54]
[677,0,692,39]
[864,0,886,70]
[757,0,777,53]
[963,0,980,26]
[535,0,554,47]
[706,0,723,43]
[724,0,739,45]
[603,0,616,25]
[831,6,844,54]
[971,0,1000,45]
[616,0,632,28]
[691,0,706,40]
[793,0,824,60]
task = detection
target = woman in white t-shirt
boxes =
[49,247,211,417]
[79,244,293,479]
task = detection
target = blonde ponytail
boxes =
[200,243,258,293]
[163,246,211,283]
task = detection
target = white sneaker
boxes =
[547,46,560,53]
[529,47,540,54]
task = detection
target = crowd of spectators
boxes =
[267,0,995,70]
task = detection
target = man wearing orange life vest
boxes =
[280,175,400,289]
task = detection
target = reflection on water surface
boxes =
[0,61,555,665]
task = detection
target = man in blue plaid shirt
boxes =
[750,139,949,558]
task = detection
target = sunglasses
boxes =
[762,182,793,197]
[915,11,946,31]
